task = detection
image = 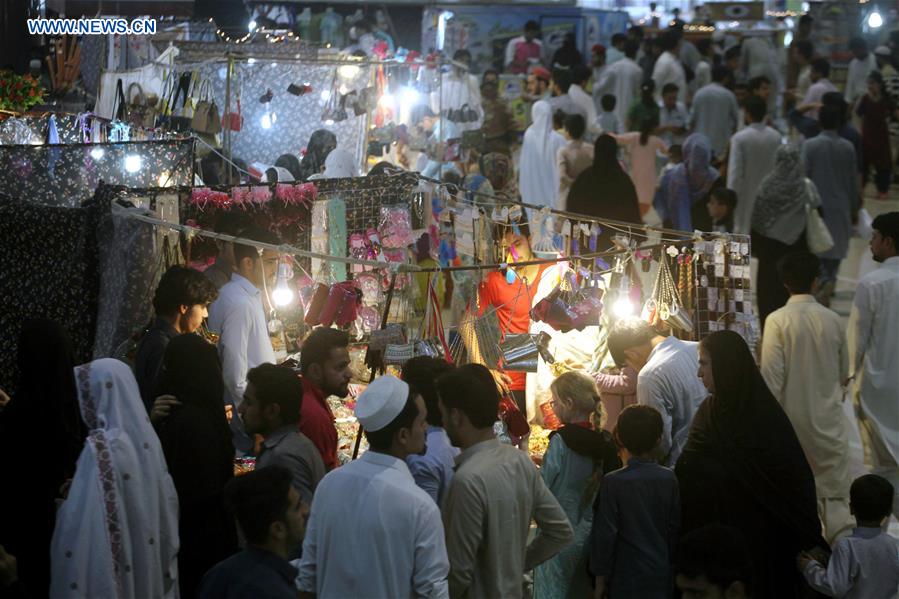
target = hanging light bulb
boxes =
[124,154,142,173]
[867,10,883,28]
[89,147,105,160]
[272,260,294,307]
[248,19,257,32]
[612,262,634,318]
[260,113,272,129]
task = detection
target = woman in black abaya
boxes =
[298,129,338,181]
[676,331,828,598]
[567,134,642,250]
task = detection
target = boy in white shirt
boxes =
[799,474,899,598]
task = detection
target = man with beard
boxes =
[298,327,352,471]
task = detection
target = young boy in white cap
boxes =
[297,375,450,599]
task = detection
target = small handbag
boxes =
[192,79,222,134]
[804,179,834,254]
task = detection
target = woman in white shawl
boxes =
[519,100,566,212]
[51,358,180,598]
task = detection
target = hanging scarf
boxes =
[752,145,810,234]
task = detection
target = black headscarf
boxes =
[552,33,584,68]
[299,129,337,181]
[676,331,827,599]
[0,319,86,595]
[567,135,642,249]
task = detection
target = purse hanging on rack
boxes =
[191,78,222,134]
[221,71,243,132]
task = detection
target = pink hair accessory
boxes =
[248,185,272,205]
[231,186,250,205]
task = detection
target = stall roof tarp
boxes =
[0,139,194,208]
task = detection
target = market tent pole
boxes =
[352,270,399,460]
[224,52,233,185]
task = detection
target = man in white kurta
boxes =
[595,41,643,130]
[848,212,899,518]
[761,252,852,542]
[297,376,450,598]
[727,95,782,235]
[652,36,687,105]
[845,38,876,105]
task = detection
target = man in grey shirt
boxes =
[438,364,573,599]
[689,66,740,160]
[548,68,588,122]
[239,363,325,504]
[608,319,708,466]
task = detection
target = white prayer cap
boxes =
[355,375,409,432]
[875,46,892,57]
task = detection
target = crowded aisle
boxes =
[1,2,899,598]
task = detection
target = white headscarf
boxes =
[51,359,180,599]
[519,100,566,210]
[322,148,357,178]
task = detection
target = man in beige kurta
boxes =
[760,252,853,543]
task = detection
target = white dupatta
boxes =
[519,100,566,211]
[50,358,180,598]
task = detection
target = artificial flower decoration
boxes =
[0,71,45,112]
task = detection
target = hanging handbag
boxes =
[804,178,834,254]
[112,79,127,121]
[221,73,243,131]
[192,79,222,135]
[125,82,156,128]
[156,71,193,132]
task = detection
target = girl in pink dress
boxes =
[610,115,669,217]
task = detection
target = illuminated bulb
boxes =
[338,64,360,79]
[248,58,256,64]
[248,19,257,32]
[261,113,272,129]
[378,92,395,108]
[324,119,335,126]
[124,154,142,173]
[613,297,635,318]
[320,89,331,102]
[339,84,349,95]
[867,11,883,28]
[400,87,420,109]
[89,147,104,160]
[157,170,172,187]
[272,262,294,306]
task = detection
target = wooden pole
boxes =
[351,270,398,460]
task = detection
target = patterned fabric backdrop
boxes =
[0,193,102,390]
[0,139,194,208]
[190,59,371,170]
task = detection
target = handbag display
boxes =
[156,71,194,132]
[446,103,480,123]
[191,79,222,135]
[499,331,554,372]
[804,179,834,254]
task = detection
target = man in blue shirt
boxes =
[402,356,459,505]
[198,466,308,599]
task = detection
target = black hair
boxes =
[571,64,592,86]
[811,58,831,78]
[300,327,350,375]
[482,68,499,85]
[564,113,587,140]
[365,384,421,451]
[247,363,303,424]
[368,160,396,176]
[799,14,813,27]
[697,37,713,56]
[624,40,640,59]
[628,25,645,40]
[872,212,899,250]
[615,404,663,454]
[659,30,679,52]
[849,37,867,52]
[677,524,754,595]
[818,104,842,130]
[662,82,679,96]
[402,357,455,427]
[777,251,820,294]
[744,94,767,122]
[749,75,771,91]
[639,113,659,146]
[436,363,499,429]
[796,39,814,61]
[274,153,301,180]
[712,65,731,83]
[710,187,737,210]
[821,91,848,115]
[552,109,566,131]
[668,144,683,160]
[850,474,895,522]
[601,94,616,112]
[725,46,741,62]
[214,210,251,236]
[233,226,281,266]
[152,265,218,316]
[552,68,572,93]
[200,153,224,185]
[524,20,540,33]
[607,318,656,367]
[611,32,627,46]
[224,465,294,545]
[453,49,472,64]
[868,70,884,87]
